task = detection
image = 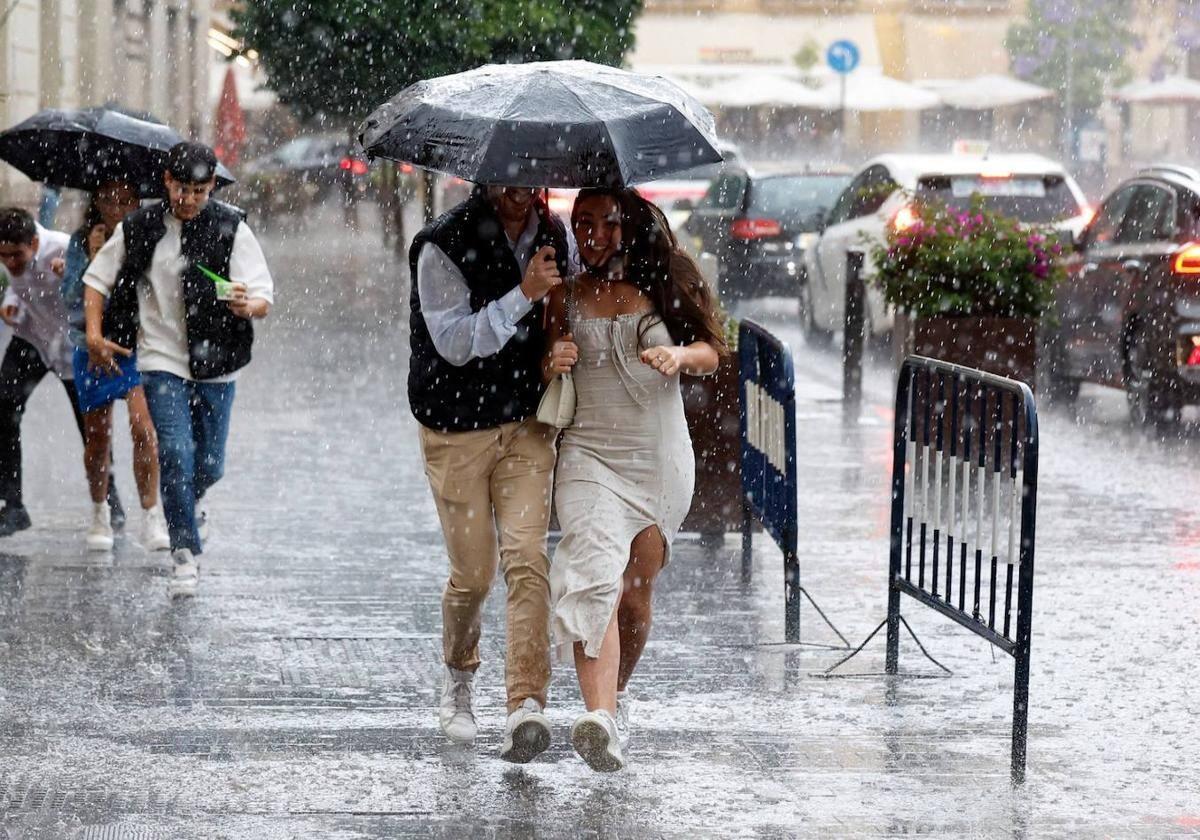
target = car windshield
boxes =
[916,174,1082,223]
[747,175,850,227]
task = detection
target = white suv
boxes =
[800,153,1091,344]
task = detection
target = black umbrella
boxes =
[0,107,236,197]
[359,60,722,188]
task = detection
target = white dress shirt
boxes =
[1,225,72,378]
[83,212,273,382]
[417,209,574,367]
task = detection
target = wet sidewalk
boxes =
[2,204,1199,838]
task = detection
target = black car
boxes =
[684,169,850,303]
[1047,164,1200,425]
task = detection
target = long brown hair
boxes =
[573,187,728,355]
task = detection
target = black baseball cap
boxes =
[166,141,218,184]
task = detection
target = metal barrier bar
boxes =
[739,320,800,642]
[842,250,865,424]
[885,355,1039,784]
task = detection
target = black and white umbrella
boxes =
[0,107,235,197]
[359,60,722,188]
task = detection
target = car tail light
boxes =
[1173,243,1200,275]
[892,204,919,232]
[399,163,414,174]
[730,218,782,240]
[340,157,368,176]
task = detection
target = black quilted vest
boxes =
[103,200,252,380]
[407,190,568,431]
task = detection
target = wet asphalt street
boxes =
[1,202,1199,838]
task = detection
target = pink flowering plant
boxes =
[868,194,1065,319]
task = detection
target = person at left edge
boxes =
[83,141,274,600]
[0,207,124,538]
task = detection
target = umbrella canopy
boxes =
[698,73,827,109]
[359,60,723,188]
[917,75,1054,109]
[815,71,941,112]
[1114,75,1200,105]
[0,107,235,197]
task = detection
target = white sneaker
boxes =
[140,505,171,552]
[571,709,625,772]
[86,501,114,552]
[439,666,477,744]
[615,690,631,748]
[500,698,551,764]
[167,548,199,600]
[195,500,210,543]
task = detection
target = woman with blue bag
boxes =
[61,180,169,552]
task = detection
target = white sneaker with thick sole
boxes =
[195,500,210,543]
[86,501,114,552]
[167,548,199,599]
[439,666,477,744]
[615,690,631,748]
[571,709,625,772]
[140,504,171,552]
[499,698,551,763]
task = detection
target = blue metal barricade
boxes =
[739,320,800,642]
[886,355,1039,784]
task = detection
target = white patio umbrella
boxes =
[816,71,941,112]
[698,73,828,109]
[1114,75,1200,105]
[918,75,1054,109]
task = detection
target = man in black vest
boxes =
[82,142,274,600]
[411,184,567,763]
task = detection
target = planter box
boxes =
[681,353,742,538]
[894,313,1038,387]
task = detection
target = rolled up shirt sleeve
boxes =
[231,224,274,304]
[82,224,126,298]
[416,243,534,367]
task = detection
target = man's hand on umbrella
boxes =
[520,246,562,302]
[86,335,132,375]
[50,257,66,278]
[0,304,18,327]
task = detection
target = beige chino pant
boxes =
[419,417,557,711]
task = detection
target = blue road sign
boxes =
[827,40,860,75]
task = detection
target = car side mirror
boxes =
[1072,228,1088,253]
[674,197,695,213]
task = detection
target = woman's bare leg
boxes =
[82,404,114,504]
[617,526,666,691]
[124,387,159,509]
[574,608,620,714]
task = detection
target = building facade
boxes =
[0,0,212,203]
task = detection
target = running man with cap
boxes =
[82,141,274,598]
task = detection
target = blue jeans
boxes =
[142,372,236,554]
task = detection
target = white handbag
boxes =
[537,372,576,428]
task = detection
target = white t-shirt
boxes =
[1,225,72,377]
[83,212,273,382]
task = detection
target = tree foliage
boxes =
[232,0,643,126]
[1006,0,1134,118]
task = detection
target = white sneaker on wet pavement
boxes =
[571,709,625,772]
[140,505,171,552]
[439,666,477,744]
[167,548,199,599]
[499,698,551,764]
[86,501,114,552]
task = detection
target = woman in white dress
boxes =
[543,188,726,771]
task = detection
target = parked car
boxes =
[1045,164,1200,425]
[801,153,1091,346]
[243,134,368,192]
[683,168,851,305]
